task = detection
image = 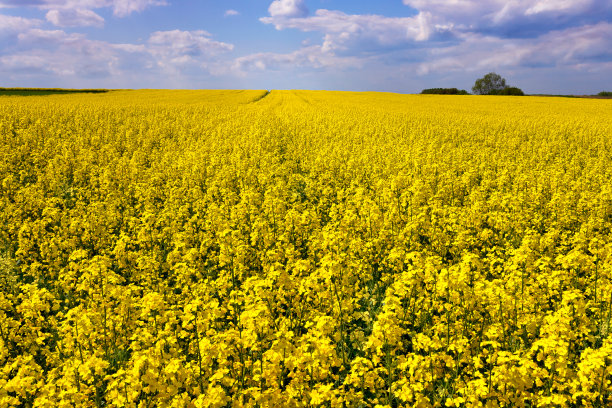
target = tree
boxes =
[490,87,524,96]
[421,88,469,95]
[472,72,507,95]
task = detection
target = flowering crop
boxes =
[1,90,611,407]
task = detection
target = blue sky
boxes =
[1,0,611,93]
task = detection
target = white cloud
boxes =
[514,22,612,67]
[45,8,104,27]
[261,9,449,55]
[17,28,82,44]
[110,0,166,17]
[268,0,308,18]
[416,22,612,75]
[525,0,588,15]
[231,45,362,75]
[255,0,612,84]
[0,13,42,34]
[403,0,592,17]
[2,28,121,77]
[1,27,235,82]
[0,0,167,17]
[2,0,610,91]
[402,0,606,31]
[0,55,48,72]
[224,9,239,17]
[147,29,234,70]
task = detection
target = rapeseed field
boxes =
[1,90,611,407]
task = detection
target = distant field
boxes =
[1,90,611,407]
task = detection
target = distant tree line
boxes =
[487,87,524,96]
[421,73,526,96]
[598,91,612,97]
[0,88,109,96]
[421,88,469,95]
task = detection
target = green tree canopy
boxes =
[472,72,507,95]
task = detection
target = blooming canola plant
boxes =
[0,89,611,407]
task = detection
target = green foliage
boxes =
[421,88,469,95]
[597,91,612,97]
[490,87,525,96]
[472,72,507,95]
[0,88,109,96]
[472,73,526,96]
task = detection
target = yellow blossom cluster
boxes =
[1,89,611,407]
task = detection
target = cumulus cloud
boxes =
[258,4,447,74]
[0,14,42,35]
[0,55,49,73]
[232,45,362,74]
[110,0,166,17]
[416,22,612,75]
[1,28,121,78]
[2,0,611,90]
[268,0,308,18]
[45,8,104,27]
[147,30,233,69]
[17,27,82,44]
[257,0,612,78]
[0,0,167,17]
[261,9,452,55]
[403,0,593,20]
[402,0,611,36]
[0,26,235,83]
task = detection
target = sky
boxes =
[0,0,611,94]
